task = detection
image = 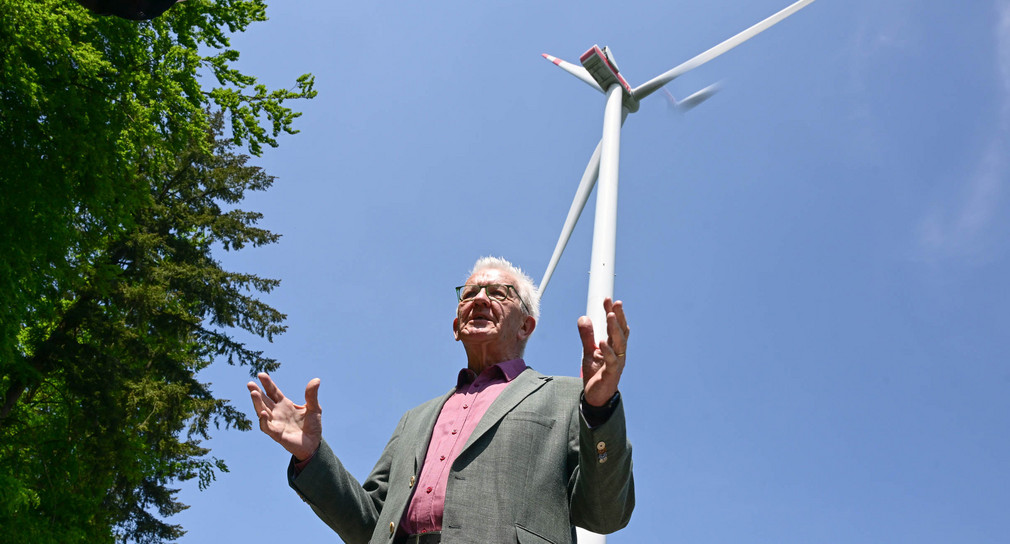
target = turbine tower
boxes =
[536,1,818,541]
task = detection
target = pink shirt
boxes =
[400,358,528,535]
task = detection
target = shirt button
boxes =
[440,455,446,461]
[426,486,433,494]
[463,404,469,409]
[451,429,457,435]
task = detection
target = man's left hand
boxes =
[578,297,630,407]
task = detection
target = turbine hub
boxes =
[580,45,640,112]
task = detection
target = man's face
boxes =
[453,268,534,352]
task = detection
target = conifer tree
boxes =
[0,0,314,540]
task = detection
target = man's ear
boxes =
[452,317,460,341]
[518,315,536,341]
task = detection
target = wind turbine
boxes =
[537,1,817,540]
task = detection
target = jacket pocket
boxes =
[516,524,557,544]
[503,411,555,429]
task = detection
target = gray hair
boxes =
[466,256,541,320]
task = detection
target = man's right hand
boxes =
[247,373,322,461]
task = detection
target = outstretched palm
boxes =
[247,373,323,461]
[579,298,630,407]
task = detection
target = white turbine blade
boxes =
[662,88,678,108]
[542,53,605,93]
[677,82,722,111]
[633,0,816,100]
[538,140,603,298]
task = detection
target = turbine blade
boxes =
[677,82,722,111]
[662,88,678,109]
[538,140,602,298]
[633,0,816,100]
[542,53,605,93]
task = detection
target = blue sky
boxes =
[175,1,1010,542]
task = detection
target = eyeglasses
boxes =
[455,284,530,314]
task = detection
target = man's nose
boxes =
[472,287,492,305]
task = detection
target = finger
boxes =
[248,393,274,434]
[258,372,286,404]
[603,298,629,338]
[257,407,272,428]
[596,341,626,391]
[304,378,322,414]
[247,382,270,416]
[606,299,630,356]
[606,308,627,355]
[611,299,630,338]
[599,337,620,362]
[251,376,276,410]
[577,316,596,359]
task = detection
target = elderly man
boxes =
[248,257,633,543]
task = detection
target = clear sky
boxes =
[174,1,1010,542]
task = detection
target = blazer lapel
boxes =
[459,368,551,455]
[413,388,456,472]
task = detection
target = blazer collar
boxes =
[459,367,551,454]
[412,367,552,470]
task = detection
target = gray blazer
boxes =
[288,368,634,543]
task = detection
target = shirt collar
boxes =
[456,358,527,388]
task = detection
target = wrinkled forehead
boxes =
[465,267,516,286]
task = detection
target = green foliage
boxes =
[0,0,314,541]
[1,112,290,542]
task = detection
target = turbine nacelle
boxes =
[579,45,640,112]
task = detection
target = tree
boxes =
[1,111,290,543]
[0,0,314,541]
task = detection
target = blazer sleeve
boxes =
[568,394,635,534]
[288,414,407,544]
